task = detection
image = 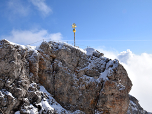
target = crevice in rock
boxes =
[94,81,105,113]
[51,57,56,98]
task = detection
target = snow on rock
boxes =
[39,100,54,113]
[84,47,104,57]
[127,95,152,114]
[0,39,143,114]
[15,111,20,114]
[38,41,87,54]
[84,47,96,55]
[38,41,132,114]
[39,85,85,114]
[40,86,69,113]
[21,104,38,114]
[98,69,109,81]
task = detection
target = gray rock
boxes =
[0,39,150,114]
[127,95,152,114]
[38,41,132,114]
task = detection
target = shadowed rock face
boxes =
[0,39,150,114]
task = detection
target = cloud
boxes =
[30,0,52,15]
[1,29,62,45]
[97,48,118,60]
[118,50,152,112]
[49,33,62,41]
[7,0,52,17]
[117,49,133,64]
[7,0,29,16]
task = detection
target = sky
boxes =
[0,0,152,112]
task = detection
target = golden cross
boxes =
[72,23,77,46]
[72,23,77,29]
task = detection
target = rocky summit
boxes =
[0,39,151,114]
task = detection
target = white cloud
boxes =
[97,48,152,112]
[1,29,62,45]
[117,49,133,64]
[7,0,52,17]
[97,48,118,60]
[49,33,62,41]
[7,0,29,16]
[30,0,52,15]
[119,51,152,112]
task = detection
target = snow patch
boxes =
[15,111,20,114]
[21,104,38,114]
[39,85,86,114]
[39,86,68,113]
[98,69,109,81]
[84,47,96,55]
[48,41,87,54]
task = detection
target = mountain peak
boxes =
[0,40,150,114]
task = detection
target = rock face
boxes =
[0,40,54,114]
[0,39,150,114]
[38,41,132,114]
[127,95,152,114]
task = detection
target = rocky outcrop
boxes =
[127,95,152,114]
[38,41,132,114]
[0,39,150,114]
[0,40,54,114]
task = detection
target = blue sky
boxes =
[0,0,152,112]
[1,0,152,54]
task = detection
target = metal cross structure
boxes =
[72,23,77,47]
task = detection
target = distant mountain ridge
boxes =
[0,39,151,114]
